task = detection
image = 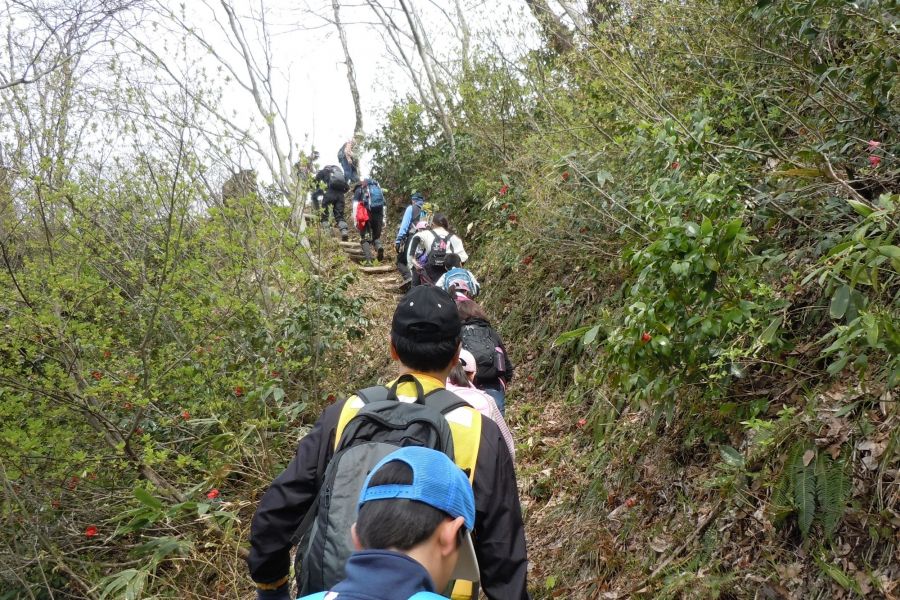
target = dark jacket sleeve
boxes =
[472,417,530,599]
[492,327,514,385]
[500,337,514,384]
[246,401,344,584]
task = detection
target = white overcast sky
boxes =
[158,0,538,180]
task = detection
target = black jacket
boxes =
[247,387,530,600]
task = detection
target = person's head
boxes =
[444,254,462,270]
[411,192,425,207]
[353,447,478,592]
[455,297,490,323]
[390,286,461,376]
[432,213,450,231]
[448,348,477,387]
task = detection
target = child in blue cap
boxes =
[297,446,478,600]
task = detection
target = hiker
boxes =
[247,285,529,600]
[406,221,431,287]
[455,298,513,415]
[296,446,479,600]
[435,254,480,299]
[395,192,427,286]
[315,164,350,241]
[407,213,468,286]
[352,179,386,262]
[338,138,359,184]
[447,349,514,458]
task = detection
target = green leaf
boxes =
[863,313,879,347]
[684,222,700,237]
[815,455,849,539]
[722,218,742,241]
[846,200,873,217]
[791,449,816,538]
[720,445,745,468]
[829,285,850,319]
[553,325,593,346]
[272,387,285,403]
[814,555,861,594]
[877,245,900,258]
[759,316,782,345]
[134,487,163,511]
[700,216,713,236]
[583,325,601,346]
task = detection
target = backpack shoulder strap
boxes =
[408,593,446,600]
[298,593,329,600]
[425,388,482,484]
[334,385,392,451]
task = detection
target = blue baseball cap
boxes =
[359,446,479,582]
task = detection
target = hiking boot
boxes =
[376,246,384,261]
[341,231,349,242]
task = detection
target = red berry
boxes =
[499,185,509,196]
[625,497,637,508]
[641,332,652,343]
[206,489,220,500]
[51,500,61,509]
[867,140,881,150]
[869,155,881,167]
[234,386,243,397]
[276,346,285,354]
[67,476,79,490]
[508,214,518,223]
[181,410,190,420]
[579,226,588,234]
[501,203,509,210]
[327,394,336,403]
[562,171,570,181]
[270,371,280,378]
[91,370,102,381]
[522,256,533,266]
[124,402,133,409]
[577,418,587,428]
[103,350,111,359]
[85,525,98,538]
[135,427,144,435]
[671,161,680,170]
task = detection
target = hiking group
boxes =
[253,139,522,599]
[306,139,386,263]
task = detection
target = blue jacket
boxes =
[302,550,440,600]
[395,201,424,244]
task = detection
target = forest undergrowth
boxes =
[1,0,898,598]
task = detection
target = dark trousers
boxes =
[321,189,348,234]
[396,235,413,283]
[360,206,384,261]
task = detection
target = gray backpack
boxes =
[293,375,468,595]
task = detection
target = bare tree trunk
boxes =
[526,0,575,54]
[454,0,471,75]
[332,0,363,138]
[397,0,458,167]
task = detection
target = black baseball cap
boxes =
[392,286,461,342]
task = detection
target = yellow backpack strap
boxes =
[334,395,365,451]
[444,406,481,483]
[444,405,481,600]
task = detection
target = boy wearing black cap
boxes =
[297,446,479,600]
[247,286,529,600]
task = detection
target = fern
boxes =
[816,455,851,539]
[790,446,816,538]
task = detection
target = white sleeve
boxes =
[451,236,468,263]
[435,273,446,289]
